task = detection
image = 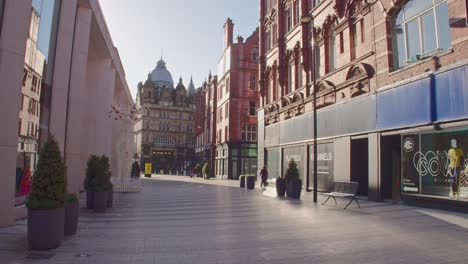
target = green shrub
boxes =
[84,155,100,191]
[27,136,67,210]
[100,155,113,192]
[284,159,299,182]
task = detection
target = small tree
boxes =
[284,159,299,182]
[27,136,67,210]
[84,155,100,192]
[100,155,113,192]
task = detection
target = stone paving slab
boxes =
[0,178,467,264]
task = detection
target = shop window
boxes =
[294,1,300,26]
[401,129,468,202]
[392,0,450,69]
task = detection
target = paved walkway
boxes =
[0,177,467,264]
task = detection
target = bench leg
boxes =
[354,197,361,208]
[344,197,360,209]
[322,196,331,205]
[344,199,354,209]
[332,196,337,206]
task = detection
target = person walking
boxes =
[202,162,209,180]
[260,165,269,188]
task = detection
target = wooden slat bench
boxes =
[321,181,360,209]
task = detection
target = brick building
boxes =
[214,19,260,180]
[194,73,218,176]
[258,0,468,208]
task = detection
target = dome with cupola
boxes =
[150,58,174,88]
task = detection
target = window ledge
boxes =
[389,48,454,76]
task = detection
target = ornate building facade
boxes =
[134,58,195,174]
[258,0,468,207]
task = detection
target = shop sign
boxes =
[401,135,420,193]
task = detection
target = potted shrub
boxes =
[92,156,109,212]
[239,175,246,188]
[276,177,287,197]
[284,159,302,199]
[27,136,67,250]
[101,156,113,208]
[246,174,256,190]
[84,155,99,209]
[64,193,78,236]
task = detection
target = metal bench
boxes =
[321,181,360,209]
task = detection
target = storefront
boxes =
[401,128,468,202]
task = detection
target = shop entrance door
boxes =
[351,138,369,196]
[381,136,401,201]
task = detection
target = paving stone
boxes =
[0,178,467,264]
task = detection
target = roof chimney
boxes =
[236,35,244,44]
[224,18,234,50]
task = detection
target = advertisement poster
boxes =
[401,135,420,194]
[145,163,152,176]
[309,143,334,192]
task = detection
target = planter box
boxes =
[93,192,108,212]
[28,207,64,250]
[246,176,255,190]
[86,191,93,209]
[64,200,79,236]
[287,179,302,199]
[276,178,286,197]
[239,176,246,188]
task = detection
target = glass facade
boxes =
[283,146,305,181]
[15,0,61,202]
[402,128,468,202]
[309,143,334,192]
[266,148,280,179]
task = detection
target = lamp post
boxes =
[301,13,318,203]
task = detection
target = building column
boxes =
[0,0,32,227]
[85,58,115,159]
[64,7,92,194]
[369,133,383,201]
[49,0,78,152]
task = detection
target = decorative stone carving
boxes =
[345,62,373,97]
[281,97,290,107]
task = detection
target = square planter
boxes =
[28,207,64,250]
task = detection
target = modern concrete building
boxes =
[134,59,195,174]
[0,0,134,227]
[214,19,260,180]
[258,0,468,208]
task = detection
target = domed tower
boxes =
[150,58,174,88]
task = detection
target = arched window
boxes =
[392,0,450,69]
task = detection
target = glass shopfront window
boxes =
[402,128,468,202]
[266,148,279,179]
[283,146,305,181]
[15,0,60,202]
[0,0,5,37]
[309,143,334,192]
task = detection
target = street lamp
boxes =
[301,13,318,203]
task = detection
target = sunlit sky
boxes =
[99,0,259,99]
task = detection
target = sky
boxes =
[99,0,259,99]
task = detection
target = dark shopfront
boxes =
[216,142,257,180]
